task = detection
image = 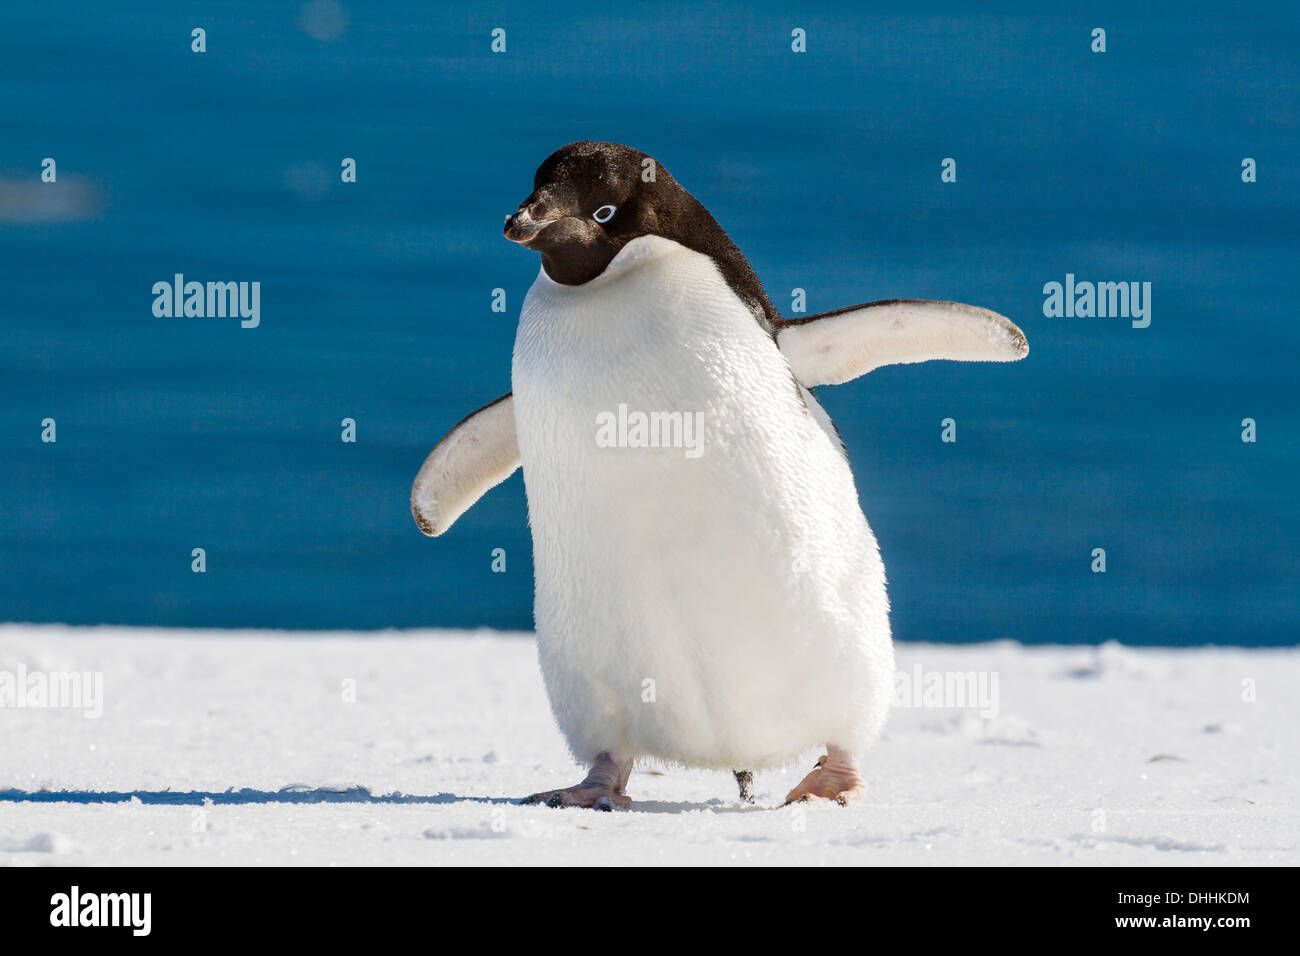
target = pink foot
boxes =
[522,752,634,810]
[783,746,866,806]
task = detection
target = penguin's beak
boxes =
[504,207,555,244]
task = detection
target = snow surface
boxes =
[1,625,1296,866]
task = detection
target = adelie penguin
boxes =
[412,141,1028,809]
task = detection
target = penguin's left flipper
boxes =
[411,392,520,537]
[776,299,1029,388]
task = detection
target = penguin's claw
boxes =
[521,752,634,809]
[521,786,631,809]
[733,769,755,804]
[782,748,866,806]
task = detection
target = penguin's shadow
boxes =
[0,787,515,807]
[0,788,765,812]
[623,799,770,814]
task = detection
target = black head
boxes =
[503,141,678,285]
[503,141,778,329]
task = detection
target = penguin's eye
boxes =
[592,204,617,224]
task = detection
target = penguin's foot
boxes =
[783,746,865,806]
[521,752,634,810]
[734,769,755,804]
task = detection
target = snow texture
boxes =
[0,625,1295,866]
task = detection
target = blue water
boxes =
[1,3,1296,644]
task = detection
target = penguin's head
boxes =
[504,141,692,285]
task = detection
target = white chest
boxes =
[511,238,814,553]
[507,237,891,767]
[510,233,874,609]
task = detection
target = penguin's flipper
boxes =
[777,299,1029,387]
[411,393,519,537]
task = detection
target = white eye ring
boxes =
[593,204,617,224]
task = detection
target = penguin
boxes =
[412,141,1028,809]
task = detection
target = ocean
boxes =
[1,2,1296,644]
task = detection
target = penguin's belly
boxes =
[512,236,893,770]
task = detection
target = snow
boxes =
[1,625,1295,866]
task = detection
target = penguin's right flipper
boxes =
[411,393,520,537]
[777,299,1029,387]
